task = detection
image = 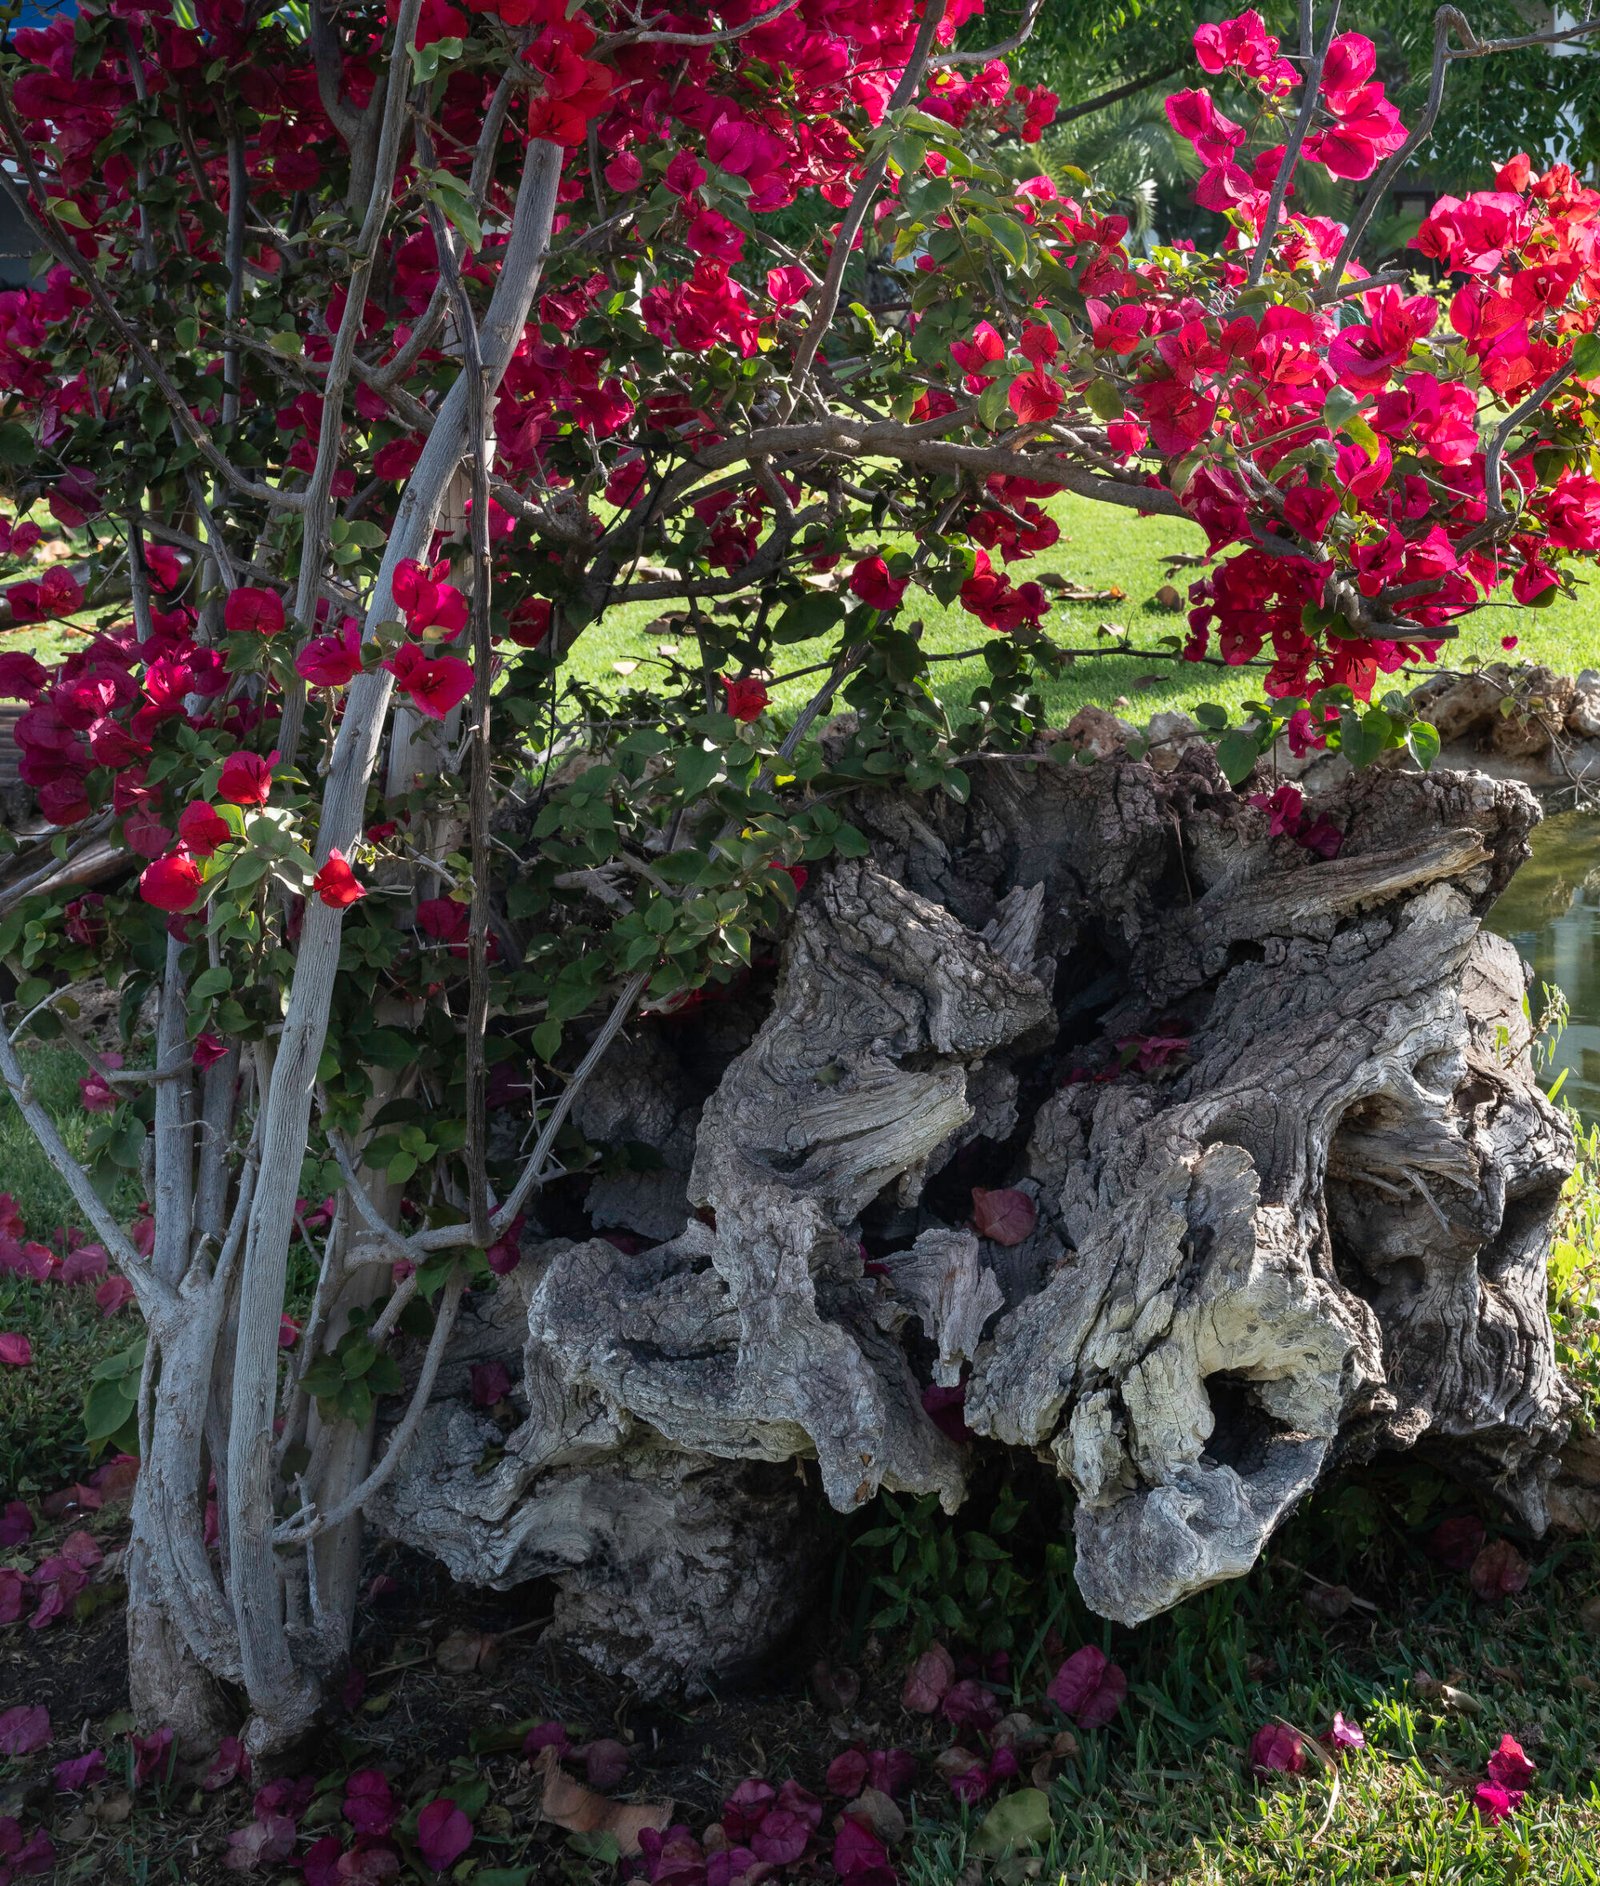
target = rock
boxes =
[1566,682,1600,740]
[1061,705,1136,760]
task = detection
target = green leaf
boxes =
[774,590,845,643]
[341,1335,378,1378]
[366,1353,404,1396]
[362,1028,419,1071]
[1339,705,1391,769]
[1322,385,1364,430]
[980,211,1030,268]
[1215,727,1261,787]
[82,1375,137,1447]
[0,423,35,468]
[1405,718,1441,770]
[1570,331,1600,381]
[1083,375,1124,421]
[972,1789,1053,1858]
[673,743,723,797]
[298,1356,344,1401]
[408,33,462,82]
[977,378,1011,432]
[1341,415,1381,461]
[531,1018,561,1063]
[430,180,482,251]
[189,965,232,1002]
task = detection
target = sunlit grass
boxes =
[569,493,1600,731]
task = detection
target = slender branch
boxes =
[272,1268,465,1546]
[223,136,564,1737]
[690,417,1187,518]
[1051,64,1185,127]
[1249,0,1340,288]
[421,198,496,1245]
[327,1129,430,1266]
[597,0,801,51]
[1320,6,1461,297]
[1320,266,1410,305]
[223,128,248,429]
[1482,360,1578,521]
[785,0,949,401]
[282,0,423,764]
[486,966,650,1239]
[309,0,363,145]
[932,0,1044,67]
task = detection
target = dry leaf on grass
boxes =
[1412,1671,1484,1715]
[533,1744,671,1857]
[434,1628,498,1675]
[840,1787,906,1846]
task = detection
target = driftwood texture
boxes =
[372,748,1577,1687]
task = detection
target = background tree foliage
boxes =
[982,0,1600,251]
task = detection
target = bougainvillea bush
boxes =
[2,0,1600,1752]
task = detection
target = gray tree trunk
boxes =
[372,748,1578,1686]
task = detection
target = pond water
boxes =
[1486,810,1600,1119]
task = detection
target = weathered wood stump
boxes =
[373,747,1578,1687]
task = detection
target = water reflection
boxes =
[1486,811,1600,1120]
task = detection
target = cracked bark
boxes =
[373,749,1580,1687]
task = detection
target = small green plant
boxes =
[851,1480,1070,1657]
[1550,1114,1600,1428]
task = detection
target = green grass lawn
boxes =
[570,495,1600,729]
[897,1524,1600,1885]
[13,496,1600,731]
[0,1045,141,1495]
